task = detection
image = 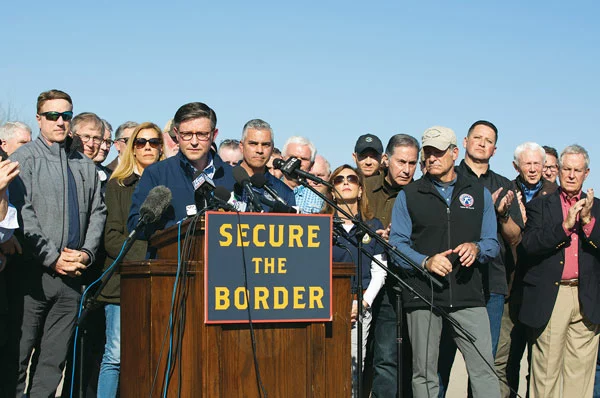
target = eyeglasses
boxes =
[115,137,129,144]
[39,111,73,122]
[333,174,360,186]
[543,165,558,172]
[75,134,102,145]
[177,130,213,141]
[134,138,162,149]
[102,139,114,147]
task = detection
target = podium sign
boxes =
[204,212,332,324]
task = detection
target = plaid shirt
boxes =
[294,185,324,214]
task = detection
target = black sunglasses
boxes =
[39,111,74,121]
[134,137,162,149]
[333,174,360,186]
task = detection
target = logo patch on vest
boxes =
[459,193,475,209]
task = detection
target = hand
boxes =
[580,188,594,225]
[424,249,453,277]
[351,300,358,324]
[563,198,587,230]
[0,159,19,193]
[62,247,90,265]
[376,223,391,241]
[496,189,515,218]
[491,187,503,204]
[516,191,527,224]
[51,248,88,278]
[0,236,22,255]
[453,242,479,267]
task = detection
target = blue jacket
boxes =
[128,151,235,238]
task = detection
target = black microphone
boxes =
[192,170,216,211]
[249,174,288,205]
[213,186,237,211]
[232,166,264,212]
[130,185,172,238]
[272,157,331,187]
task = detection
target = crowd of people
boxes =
[0,89,598,398]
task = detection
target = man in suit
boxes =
[520,144,600,398]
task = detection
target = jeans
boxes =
[97,304,120,398]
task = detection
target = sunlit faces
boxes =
[559,153,589,196]
[240,128,273,172]
[36,99,72,145]
[463,125,496,162]
[514,149,544,185]
[115,127,136,158]
[76,122,104,159]
[285,143,312,172]
[175,117,217,169]
[424,145,459,181]
[353,149,382,177]
[332,168,362,203]
[134,128,162,171]
[93,128,112,163]
[543,153,559,183]
[2,128,31,156]
[384,145,419,187]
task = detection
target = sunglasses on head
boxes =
[134,138,162,149]
[39,111,74,122]
[333,174,360,186]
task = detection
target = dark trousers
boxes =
[5,265,80,398]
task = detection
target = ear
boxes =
[352,152,358,164]
[36,114,42,130]
[212,128,219,142]
[382,153,389,168]
[451,146,459,161]
[513,161,519,173]
[463,136,468,149]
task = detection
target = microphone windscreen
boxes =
[214,186,232,202]
[140,185,172,224]
[249,173,267,188]
[272,158,285,170]
[232,166,250,185]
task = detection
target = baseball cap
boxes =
[354,134,383,155]
[421,126,456,151]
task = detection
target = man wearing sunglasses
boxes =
[128,102,235,238]
[4,89,106,397]
[106,121,139,172]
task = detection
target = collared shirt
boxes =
[391,175,498,269]
[0,196,18,243]
[181,152,216,179]
[364,171,406,227]
[516,177,543,203]
[560,189,596,280]
[294,185,324,214]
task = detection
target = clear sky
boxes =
[2,1,598,188]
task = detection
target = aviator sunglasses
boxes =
[134,137,162,149]
[39,111,74,121]
[333,174,360,186]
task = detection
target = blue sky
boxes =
[2,1,598,188]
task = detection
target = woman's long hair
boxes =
[321,164,374,221]
[110,122,166,186]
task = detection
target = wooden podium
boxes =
[120,217,354,397]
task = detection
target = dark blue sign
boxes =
[204,212,332,323]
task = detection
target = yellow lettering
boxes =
[273,287,288,309]
[254,287,270,309]
[277,258,287,274]
[289,225,303,247]
[309,286,324,309]
[234,287,248,310]
[215,287,230,310]
[219,224,232,246]
[252,258,262,274]
[264,257,275,273]
[307,225,320,248]
[293,286,306,309]
[269,224,284,247]
[253,224,266,247]
[236,224,250,247]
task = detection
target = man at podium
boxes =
[128,102,235,237]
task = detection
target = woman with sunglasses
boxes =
[97,122,165,398]
[322,164,387,395]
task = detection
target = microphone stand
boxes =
[294,177,478,397]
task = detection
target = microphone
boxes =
[272,157,331,187]
[232,166,264,212]
[213,186,237,211]
[130,185,172,238]
[249,174,288,205]
[192,171,216,210]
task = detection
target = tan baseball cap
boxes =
[422,126,456,151]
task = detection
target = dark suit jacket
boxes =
[519,189,600,328]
